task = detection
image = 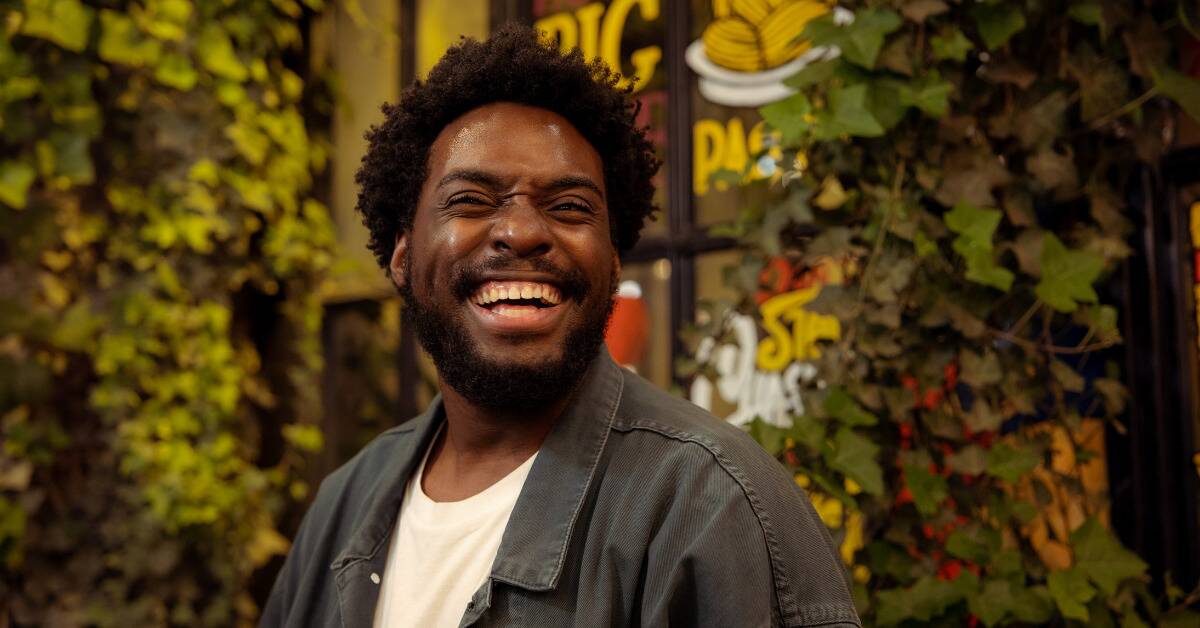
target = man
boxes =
[262,25,860,628]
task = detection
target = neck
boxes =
[436,380,572,462]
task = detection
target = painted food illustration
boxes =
[687,0,847,107]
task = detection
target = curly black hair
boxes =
[354,23,662,270]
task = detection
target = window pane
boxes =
[607,258,672,388]
[533,1,670,235]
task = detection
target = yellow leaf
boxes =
[40,273,71,308]
[246,526,290,568]
[814,175,848,209]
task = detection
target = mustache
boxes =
[450,256,591,303]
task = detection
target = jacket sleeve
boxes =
[639,453,862,628]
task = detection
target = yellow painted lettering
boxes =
[534,12,577,52]
[601,0,662,92]
[693,119,725,196]
[576,2,605,61]
[723,116,748,176]
[756,287,842,370]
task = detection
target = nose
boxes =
[490,196,552,258]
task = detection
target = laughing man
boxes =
[261,25,860,628]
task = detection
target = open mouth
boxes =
[470,280,562,319]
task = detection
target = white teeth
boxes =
[472,282,562,306]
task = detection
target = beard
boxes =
[400,256,617,412]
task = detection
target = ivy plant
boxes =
[687,1,1200,625]
[1,0,334,625]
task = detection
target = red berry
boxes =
[896,487,913,506]
[956,515,969,526]
[899,423,913,438]
[962,425,975,440]
[931,549,944,562]
[941,560,963,580]
[901,375,919,391]
[923,388,944,409]
[784,450,799,466]
[966,562,980,576]
[922,524,935,539]
[968,614,979,628]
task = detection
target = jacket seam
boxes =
[494,372,626,591]
[613,418,859,627]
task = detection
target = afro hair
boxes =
[354,23,662,270]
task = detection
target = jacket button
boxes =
[370,572,381,584]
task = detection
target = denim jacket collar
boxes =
[329,348,625,622]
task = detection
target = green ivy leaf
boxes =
[1049,359,1085,392]
[960,349,1002,388]
[946,444,987,475]
[945,202,1014,291]
[1036,233,1103,312]
[20,0,95,53]
[878,576,964,624]
[804,9,902,69]
[1151,65,1200,125]
[196,24,249,82]
[827,427,883,496]
[747,418,791,456]
[1071,517,1148,595]
[899,72,953,118]
[971,3,1026,50]
[783,58,839,89]
[824,387,877,426]
[0,160,36,209]
[986,442,1040,482]
[1011,585,1056,624]
[821,84,884,138]
[931,27,973,62]
[759,93,811,145]
[969,579,1014,626]
[281,424,324,453]
[946,525,1001,564]
[155,53,199,91]
[98,9,162,67]
[1047,568,1096,622]
[903,464,947,516]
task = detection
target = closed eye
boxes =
[550,200,594,214]
[448,194,492,206]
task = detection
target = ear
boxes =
[389,232,409,291]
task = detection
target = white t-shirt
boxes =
[371,438,537,628]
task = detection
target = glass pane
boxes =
[416,0,490,79]
[607,258,672,388]
[686,0,830,227]
[323,0,402,300]
[533,1,670,235]
[691,249,740,419]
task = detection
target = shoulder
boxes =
[611,368,786,492]
[607,369,861,627]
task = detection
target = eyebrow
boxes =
[436,168,605,201]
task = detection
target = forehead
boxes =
[425,102,605,190]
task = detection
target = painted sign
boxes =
[690,273,842,427]
[535,0,662,92]
[685,0,836,107]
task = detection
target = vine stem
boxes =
[988,327,1120,355]
[1006,299,1043,338]
[1089,87,1159,129]
[842,161,906,354]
